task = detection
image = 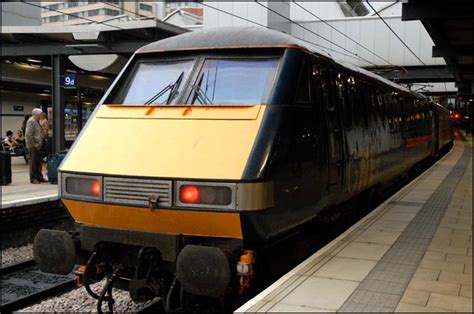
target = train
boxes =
[34,27,453,312]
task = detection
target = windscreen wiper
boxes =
[191,72,213,105]
[165,71,185,105]
[143,71,184,105]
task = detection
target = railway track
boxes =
[136,298,163,313]
[0,259,76,313]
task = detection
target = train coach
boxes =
[34,27,453,311]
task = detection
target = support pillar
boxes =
[77,87,83,133]
[51,55,65,153]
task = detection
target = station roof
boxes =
[1,19,188,57]
[402,0,474,98]
[1,19,187,97]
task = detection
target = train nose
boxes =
[176,245,232,298]
[33,229,76,275]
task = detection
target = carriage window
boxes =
[327,69,337,111]
[318,67,331,111]
[342,75,355,128]
[115,60,194,105]
[360,81,370,127]
[191,58,279,105]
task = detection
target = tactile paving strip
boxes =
[389,200,425,207]
[340,146,471,312]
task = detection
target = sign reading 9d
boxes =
[63,73,77,89]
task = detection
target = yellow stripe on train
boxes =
[63,199,243,239]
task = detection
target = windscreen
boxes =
[191,59,279,105]
[117,60,194,105]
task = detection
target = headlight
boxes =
[180,185,232,206]
[175,181,274,211]
[66,177,101,197]
[176,181,236,210]
[62,174,103,201]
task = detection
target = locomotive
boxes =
[34,27,452,311]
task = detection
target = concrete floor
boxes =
[1,158,58,208]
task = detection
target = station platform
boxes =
[1,159,57,209]
[237,140,472,313]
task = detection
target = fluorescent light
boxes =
[26,58,43,63]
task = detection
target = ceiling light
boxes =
[26,58,43,63]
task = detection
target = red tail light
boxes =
[453,113,461,119]
[179,184,232,206]
[65,177,102,198]
[91,180,101,196]
[180,185,200,203]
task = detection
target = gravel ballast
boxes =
[19,280,160,312]
[1,244,34,267]
[2,245,159,312]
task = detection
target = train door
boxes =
[318,65,345,193]
[290,58,321,208]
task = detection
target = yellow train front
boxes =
[33,27,452,310]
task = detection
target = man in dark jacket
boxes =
[25,108,47,184]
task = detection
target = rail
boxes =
[0,259,75,313]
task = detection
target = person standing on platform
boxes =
[25,108,47,184]
[39,112,49,160]
[21,114,30,136]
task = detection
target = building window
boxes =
[88,9,100,17]
[139,3,153,12]
[105,8,120,16]
[66,13,79,21]
[49,15,61,23]
[68,1,79,8]
[48,4,60,11]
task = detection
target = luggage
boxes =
[1,151,12,185]
[48,151,67,184]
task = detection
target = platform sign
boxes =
[63,73,77,89]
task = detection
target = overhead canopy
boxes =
[1,19,188,96]
[402,0,474,98]
[1,19,188,57]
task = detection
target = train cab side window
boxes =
[295,62,311,107]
